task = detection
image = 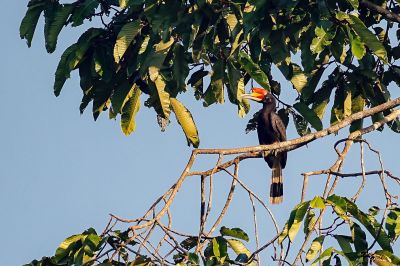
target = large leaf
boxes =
[113,21,141,63]
[345,14,388,62]
[152,75,171,119]
[220,227,249,242]
[306,236,325,262]
[121,85,141,135]
[54,43,79,96]
[310,23,334,54]
[238,51,270,90]
[20,1,45,47]
[71,0,100,27]
[293,102,323,131]
[44,3,74,53]
[170,98,200,148]
[226,239,250,257]
[227,61,250,117]
[172,44,189,93]
[54,28,104,96]
[386,208,400,241]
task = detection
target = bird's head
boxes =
[242,88,273,103]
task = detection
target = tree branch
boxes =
[360,0,400,23]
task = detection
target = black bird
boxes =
[242,88,287,204]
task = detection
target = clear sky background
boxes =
[1,2,399,265]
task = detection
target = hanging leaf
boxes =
[121,86,141,135]
[54,43,79,96]
[113,21,141,63]
[294,102,323,131]
[20,1,45,47]
[220,227,249,242]
[310,23,334,54]
[386,208,400,241]
[170,98,200,148]
[238,51,270,90]
[172,44,189,93]
[44,4,74,53]
[306,236,325,262]
[71,0,100,27]
[346,14,388,62]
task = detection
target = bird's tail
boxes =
[270,159,283,204]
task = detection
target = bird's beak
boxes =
[241,92,263,102]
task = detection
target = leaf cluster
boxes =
[21,0,400,145]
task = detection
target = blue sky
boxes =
[1,2,399,265]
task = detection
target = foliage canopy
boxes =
[21,0,400,147]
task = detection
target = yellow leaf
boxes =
[170,98,200,147]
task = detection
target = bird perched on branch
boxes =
[242,88,287,204]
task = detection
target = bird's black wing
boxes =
[270,112,287,168]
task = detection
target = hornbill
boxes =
[242,88,287,204]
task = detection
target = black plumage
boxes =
[256,94,287,204]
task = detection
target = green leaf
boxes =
[328,195,393,252]
[333,235,354,254]
[330,87,345,125]
[311,23,334,54]
[238,51,270,90]
[310,196,325,209]
[331,28,347,64]
[349,94,365,132]
[293,102,323,131]
[306,236,325,262]
[291,64,308,93]
[188,253,200,265]
[226,239,250,257]
[152,75,171,119]
[212,237,227,258]
[54,43,79,96]
[113,21,141,63]
[351,223,368,251]
[45,4,74,53]
[173,44,189,93]
[54,234,84,263]
[293,113,311,136]
[374,250,400,266]
[220,227,249,242]
[121,85,141,135]
[311,247,334,266]
[347,15,388,62]
[204,61,225,106]
[304,209,317,235]
[351,36,366,60]
[170,98,200,148]
[385,208,400,241]
[20,1,45,47]
[71,0,99,27]
[227,61,250,117]
[111,81,136,114]
[288,201,310,242]
[180,237,198,251]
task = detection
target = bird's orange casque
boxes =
[242,87,268,102]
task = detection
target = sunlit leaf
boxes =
[113,21,141,63]
[121,85,141,135]
[170,98,200,148]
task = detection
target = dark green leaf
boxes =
[220,227,249,242]
[20,1,45,47]
[45,3,75,53]
[293,102,323,131]
[238,51,270,90]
